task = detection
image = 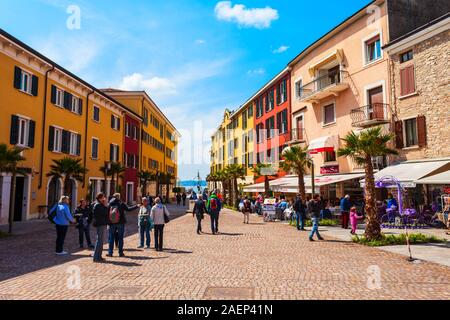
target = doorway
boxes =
[47,177,61,209]
[368,86,384,119]
[14,177,25,222]
[126,182,134,205]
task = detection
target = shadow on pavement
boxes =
[162,248,193,254]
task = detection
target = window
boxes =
[71,96,82,114]
[400,65,415,96]
[14,67,38,96]
[265,89,274,112]
[400,50,413,63]
[266,116,275,138]
[53,128,62,153]
[404,118,418,147]
[93,106,100,122]
[277,109,288,134]
[110,144,119,162]
[256,98,264,118]
[248,104,253,118]
[20,71,32,94]
[234,138,238,150]
[55,87,64,107]
[325,151,337,162]
[111,115,120,130]
[242,111,248,130]
[365,35,382,63]
[277,79,287,105]
[10,116,35,148]
[69,132,78,155]
[323,103,335,125]
[92,138,99,159]
[295,79,303,99]
[256,123,264,144]
[143,108,149,126]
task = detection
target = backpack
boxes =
[48,204,57,224]
[244,200,251,212]
[109,206,121,224]
[210,198,218,211]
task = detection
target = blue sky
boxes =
[0,0,371,180]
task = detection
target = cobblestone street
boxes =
[0,206,449,300]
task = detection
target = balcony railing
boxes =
[350,103,390,127]
[298,70,349,102]
[286,128,307,145]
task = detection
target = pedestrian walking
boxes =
[293,194,307,231]
[138,197,154,249]
[207,192,222,234]
[107,193,138,258]
[50,196,75,255]
[350,206,364,235]
[182,192,187,206]
[340,195,351,229]
[193,195,207,234]
[242,196,252,224]
[74,199,94,249]
[150,197,170,251]
[176,193,182,206]
[92,193,109,263]
[308,194,324,241]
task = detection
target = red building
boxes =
[253,68,291,183]
[123,112,142,204]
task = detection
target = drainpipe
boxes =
[140,98,145,170]
[38,65,55,190]
[83,90,95,188]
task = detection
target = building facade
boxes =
[103,90,179,199]
[0,29,134,224]
[123,113,141,205]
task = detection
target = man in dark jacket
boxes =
[293,194,307,231]
[192,195,207,234]
[74,199,94,249]
[92,193,109,263]
[308,194,324,241]
[340,195,351,229]
[107,193,138,257]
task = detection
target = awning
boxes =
[242,176,298,193]
[416,170,450,185]
[314,173,365,186]
[308,49,344,76]
[243,182,265,193]
[272,173,363,193]
[361,159,450,188]
[308,135,339,154]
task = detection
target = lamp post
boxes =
[307,153,315,197]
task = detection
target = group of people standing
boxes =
[49,192,171,263]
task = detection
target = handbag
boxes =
[163,206,170,224]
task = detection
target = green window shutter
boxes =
[10,115,19,145]
[28,120,36,148]
[13,66,22,89]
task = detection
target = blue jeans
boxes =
[139,225,151,247]
[108,224,125,255]
[55,225,68,253]
[210,212,219,233]
[309,217,321,239]
[296,212,305,230]
[93,226,105,261]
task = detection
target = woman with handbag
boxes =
[138,197,154,249]
[150,197,170,252]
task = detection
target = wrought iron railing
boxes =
[298,70,349,100]
[350,103,389,126]
[289,128,307,142]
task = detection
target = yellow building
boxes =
[0,29,139,224]
[102,90,179,198]
[210,101,255,189]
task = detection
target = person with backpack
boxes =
[293,194,307,231]
[74,199,94,249]
[138,197,154,249]
[207,192,222,234]
[242,196,252,224]
[107,193,138,258]
[308,194,324,241]
[92,193,109,263]
[49,196,75,256]
[193,195,207,234]
[150,197,170,251]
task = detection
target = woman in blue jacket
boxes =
[50,196,75,255]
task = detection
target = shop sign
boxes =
[320,165,339,175]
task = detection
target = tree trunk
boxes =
[364,156,381,240]
[156,176,160,197]
[111,174,116,195]
[8,168,17,234]
[234,177,239,208]
[298,171,306,202]
[264,176,270,197]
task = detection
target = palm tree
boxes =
[47,157,87,200]
[100,163,113,194]
[0,144,26,234]
[138,170,154,198]
[225,164,246,208]
[109,162,125,195]
[251,163,278,197]
[280,145,312,202]
[337,127,398,241]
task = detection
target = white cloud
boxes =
[214,1,279,29]
[36,34,102,73]
[195,39,206,45]
[247,68,265,76]
[119,73,177,96]
[272,45,289,54]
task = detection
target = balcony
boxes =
[287,128,307,145]
[298,70,349,103]
[350,103,390,127]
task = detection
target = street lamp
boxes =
[307,153,315,197]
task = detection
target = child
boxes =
[350,206,363,235]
